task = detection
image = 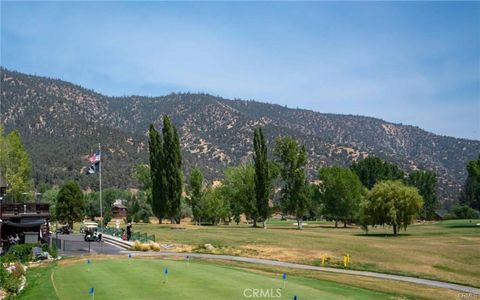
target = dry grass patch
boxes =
[240,244,336,262]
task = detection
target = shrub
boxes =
[49,244,58,258]
[131,240,155,251]
[3,244,34,263]
[451,205,480,219]
[0,265,9,284]
[10,262,24,279]
[0,264,21,294]
[2,275,20,293]
[132,241,142,251]
[41,243,58,258]
[149,242,160,251]
[2,243,58,263]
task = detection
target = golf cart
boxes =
[83,221,102,242]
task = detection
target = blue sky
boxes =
[1,2,479,140]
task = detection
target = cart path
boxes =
[118,251,480,295]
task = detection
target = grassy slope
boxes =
[20,259,394,300]
[20,263,59,300]
[131,219,480,287]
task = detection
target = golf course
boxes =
[19,253,476,300]
[15,218,476,300]
[131,219,480,287]
[20,258,395,300]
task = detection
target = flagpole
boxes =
[99,143,103,234]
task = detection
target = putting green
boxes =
[42,258,393,299]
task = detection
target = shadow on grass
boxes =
[441,224,480,229]
[352,233,412,237]
[308,225,359,229]
[266,225,350,230]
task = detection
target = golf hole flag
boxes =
[164,267,169,283]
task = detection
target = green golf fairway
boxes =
[43,258,391,299]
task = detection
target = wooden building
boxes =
[112,200,127,219]
[0,176,51,247]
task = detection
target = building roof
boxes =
[112,203,127,209]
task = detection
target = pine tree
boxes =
[350,156,404,189]
[56,180,85,228]
[254,127,271,229]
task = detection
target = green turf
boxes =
[20,263,58,300]
[19,259,393,300]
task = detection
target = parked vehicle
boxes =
[56,224,72,235]
[83,221,102,242]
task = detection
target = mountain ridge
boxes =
[1,67,479,208]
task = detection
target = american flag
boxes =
[88,150,101,163]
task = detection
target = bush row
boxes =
[2,243,58,263]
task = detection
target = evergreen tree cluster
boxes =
[148,116,183,224]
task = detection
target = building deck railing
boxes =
[1,203,50,216]
[103,227,155,243]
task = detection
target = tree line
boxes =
[181,136,427,234]
[1,125,478,232]
[146,119,477,234]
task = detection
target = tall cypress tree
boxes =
[172,126,183,222]
[162,116,183,223]
[254,127,271,229]
[148,124,166,223]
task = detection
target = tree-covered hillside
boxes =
[1,68,478,207]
